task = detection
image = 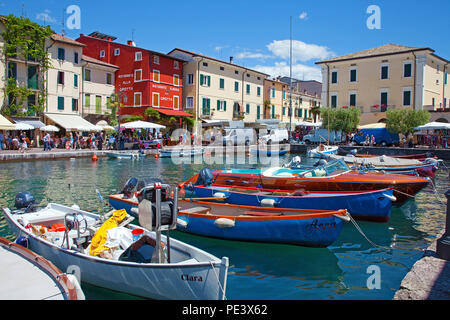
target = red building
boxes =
[77,32,192,121]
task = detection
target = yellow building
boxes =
[316,44,449,125]
[168,49,268,122]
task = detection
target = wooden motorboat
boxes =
[2,191,229,300]
[182,160,430,204]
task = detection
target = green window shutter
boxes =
[282,107,286,116]
[224,101,227,111]
[207,76,210,87]
[200,74,204,85]
[282,90,286,99]
[235,81,239,92]
[381,66,388,79]
[246,104,250,114]
[257,87,261,96]
[299,109,303,117]
[331,72,338,83]
[57,97,64,110]
[272,88,275,98]
[272,105,275,118]
[246,84,250,94]
[381,92,388,105]
[219,78,224,89]
[257,105,260,119]
[74,74,78,87]
[85,94,90,107]
[58,48,65,60]
[217,99,221,111]
[96,96,102,113]
[27,66,38,89]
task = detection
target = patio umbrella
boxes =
[95,120,115,130]
[414,122,450,130]
[0,115,15,130]
[40,125,60,132]
[120,120,165,130]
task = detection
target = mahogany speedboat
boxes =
[183,160,430,205]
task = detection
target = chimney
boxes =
[229,56,233,64]
[107,37,112,41]
[127,40,136,47]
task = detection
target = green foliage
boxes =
[121,115,143,123]
[107,93,124,126]
[310,105,321,122]
[320,107,360,133]
[144,107,161,121]
[1,14,54,116]
[386,109,430,135]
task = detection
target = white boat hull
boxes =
[3,206,228,300]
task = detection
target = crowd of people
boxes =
[0,131,33,153]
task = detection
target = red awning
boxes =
[154,108,193,117]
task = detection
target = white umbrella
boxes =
[120,120,165,130]
[414,122,450,130]
[96,120,115,130]
[14,122,34,130]
[40,125,60,132]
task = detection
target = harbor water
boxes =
[0,154,448,300]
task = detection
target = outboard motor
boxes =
[136,179,173,227]
[122,177,138,199]
[195,168,214,186]
[14,192,38,213]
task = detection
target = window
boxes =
[114,48,120,56]
[106,73,112,85]
[57,48,65,60]
[246,84,250,94]
[445,72,448,85]
[152,70,159,82]
[272,105,275,118]
[257,105,261,120]
[8,62,17,80]
[85,94,90,107]
[331,71,338,84]
[257,87,261,97]
[135,52,142,61]
[153,56,159,64]
[282,90,286,100]
[57,96,64,110]
[187,73,194,85]
[246,104,250,114]
[100,50,105,58]
[234,81,239,92]
[272,88,275,98]
[235,70,239,75]
[173,96,179,109]
[27,66,38,89]
[299,109,303,118]
[403,89,411,106]
[381,91,388,106]
[57,71,64,85]
[350,68,357,82]
[200,74,210,87]
[220,66,225,71]
[173,74,180,86]
[219,78,225,89]
[74,52,79,64]
[404,63,412,78]
[96,96,102,113]
[217,100,226,111]
[444,98,447,108]
[202,62,208,67]
[202,97,211,115]
[152,93,159,107]
[381,65,389,80]
[74,74,78,88]
[134,92,142,106]
[349,93,357,106]
[432,97,435,107]
[282,107,286,116]
[186,97,194,109]
[331,94,338,108]
[135,69,143,82]
[84,69,91,81]
[72,98,78,112]
[174,61,179,69]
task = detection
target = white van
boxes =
[302,129,343,144]
[222,128,256,146]
[259,129,289,145]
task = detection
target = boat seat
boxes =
[181,207,211,214]
[244,211,283,217]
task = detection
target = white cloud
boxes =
[36,9,57,24]
[214,45,230,52]
[235,51,273,60]
[299,12,308,20]
[251,61,322,82]
[267,40,335,63]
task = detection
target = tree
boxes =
[320,107,360,133]
[1,14,53,116]
[310,105,321,123]
[144,107,160,122]
[386,109,430,135]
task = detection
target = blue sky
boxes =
[2,0,449,81]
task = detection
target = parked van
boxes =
[259,129,289,145]
[302,129,343,144]
[222,128,257,146]
[353,128,399,146]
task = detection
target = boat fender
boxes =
[383,193,397,202]
[213,192,227,200]
[71,204,80,210]
[130,207,139,215]
[260,198,276,207]
[66,274,85,300]
[176,218,188,228]
[334,213,351,222]
[214,218,235,228]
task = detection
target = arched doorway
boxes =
[436,118,449,123]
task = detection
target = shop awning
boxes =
[0,114,15,130]
[45,113,99,131]
[154,108,193,117]
[12,118,45,129]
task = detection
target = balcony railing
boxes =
[369,105,395,113]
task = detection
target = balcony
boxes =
[370,105,395,113]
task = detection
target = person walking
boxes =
[0,131,4,151]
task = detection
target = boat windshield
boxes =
[322,159,350,176]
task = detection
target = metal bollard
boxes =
[436,189,450,260]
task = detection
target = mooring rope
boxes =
[347,212,391,250]
[209,261,227,300]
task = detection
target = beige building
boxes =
[168,49,268,122]
[316,44,450,125]
[81,55,118,123]
[264,78,322,124]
